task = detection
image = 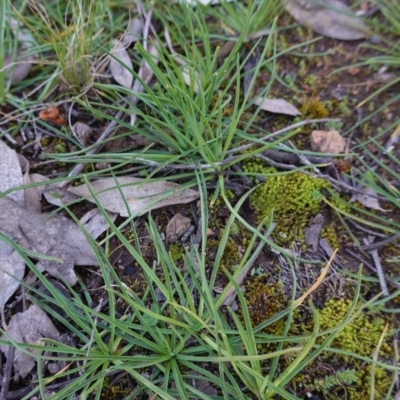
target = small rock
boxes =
[310,130,346,154]
[166,213,191,243]
[206,228,215,237]
[72,122,93,146]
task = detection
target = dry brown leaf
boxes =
[305,213,324,252]
[122,18,142,47]
[0,241,25,321]
[254,97,301,116]
[0,197,99,285]
[3,53,34,86]
[68,177,199,217]
[286,0,367,41]
[0,140,24,206]
[29,173,79,207]
[80,208,118,240]
[130,43,159,125]
[294,249,337,308]
[110,40,133,89]
[0,305,59,378]
[351,185,385,211]
[23,172,42,214]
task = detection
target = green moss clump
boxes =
[240,276,289,351]
[321,225,340,250]
[300,98,329,119]
[243,162,329,245]
[291,298,393,399]
[319,299,392,356]
[169,243,185,263]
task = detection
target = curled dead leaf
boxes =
[39,106,65,125]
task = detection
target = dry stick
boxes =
[345,248,400,290]
[262,149,334,166]
[360,232,400,251]
[255,154,297,171]
[346,219,389,239]
[363,238,389,297]
[225,118,341,155]
[220,240,266,307]
[0,346,15,400]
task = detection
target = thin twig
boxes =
[345,248,400,290]
[0,346,15,400]
[346,219,389,239]
[220,241,266,307]
[360,232,400,251]
[363,238,389,296]
[255,154,297,171]
[226,118,341,155]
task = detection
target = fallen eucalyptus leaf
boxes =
[80,208,118,240]
[68,177,199,217]
[122,18,143,47]
[286,0,368,40]
[3,53,34,86]
[0,140,24,206]
[350,185,386,211]
[305,213,324,252]
[182,67,200,93]
[164,28,199,94]
[109,40,133,89]
[7,17,34,48]
[254,97,301,116]
[0,305,59,378]
[0,197,99,285]
[28,173,79,207]
[130,42,159,125]
[0,239,25,323]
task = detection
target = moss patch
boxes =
[243,161,329,246]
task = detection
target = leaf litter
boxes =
[0,305,60,378]
[0,196,99,286]
[109,40,134,89]
[68,176,200,217]
[286,0,368,40]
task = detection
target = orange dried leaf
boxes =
[39,107,65,125]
